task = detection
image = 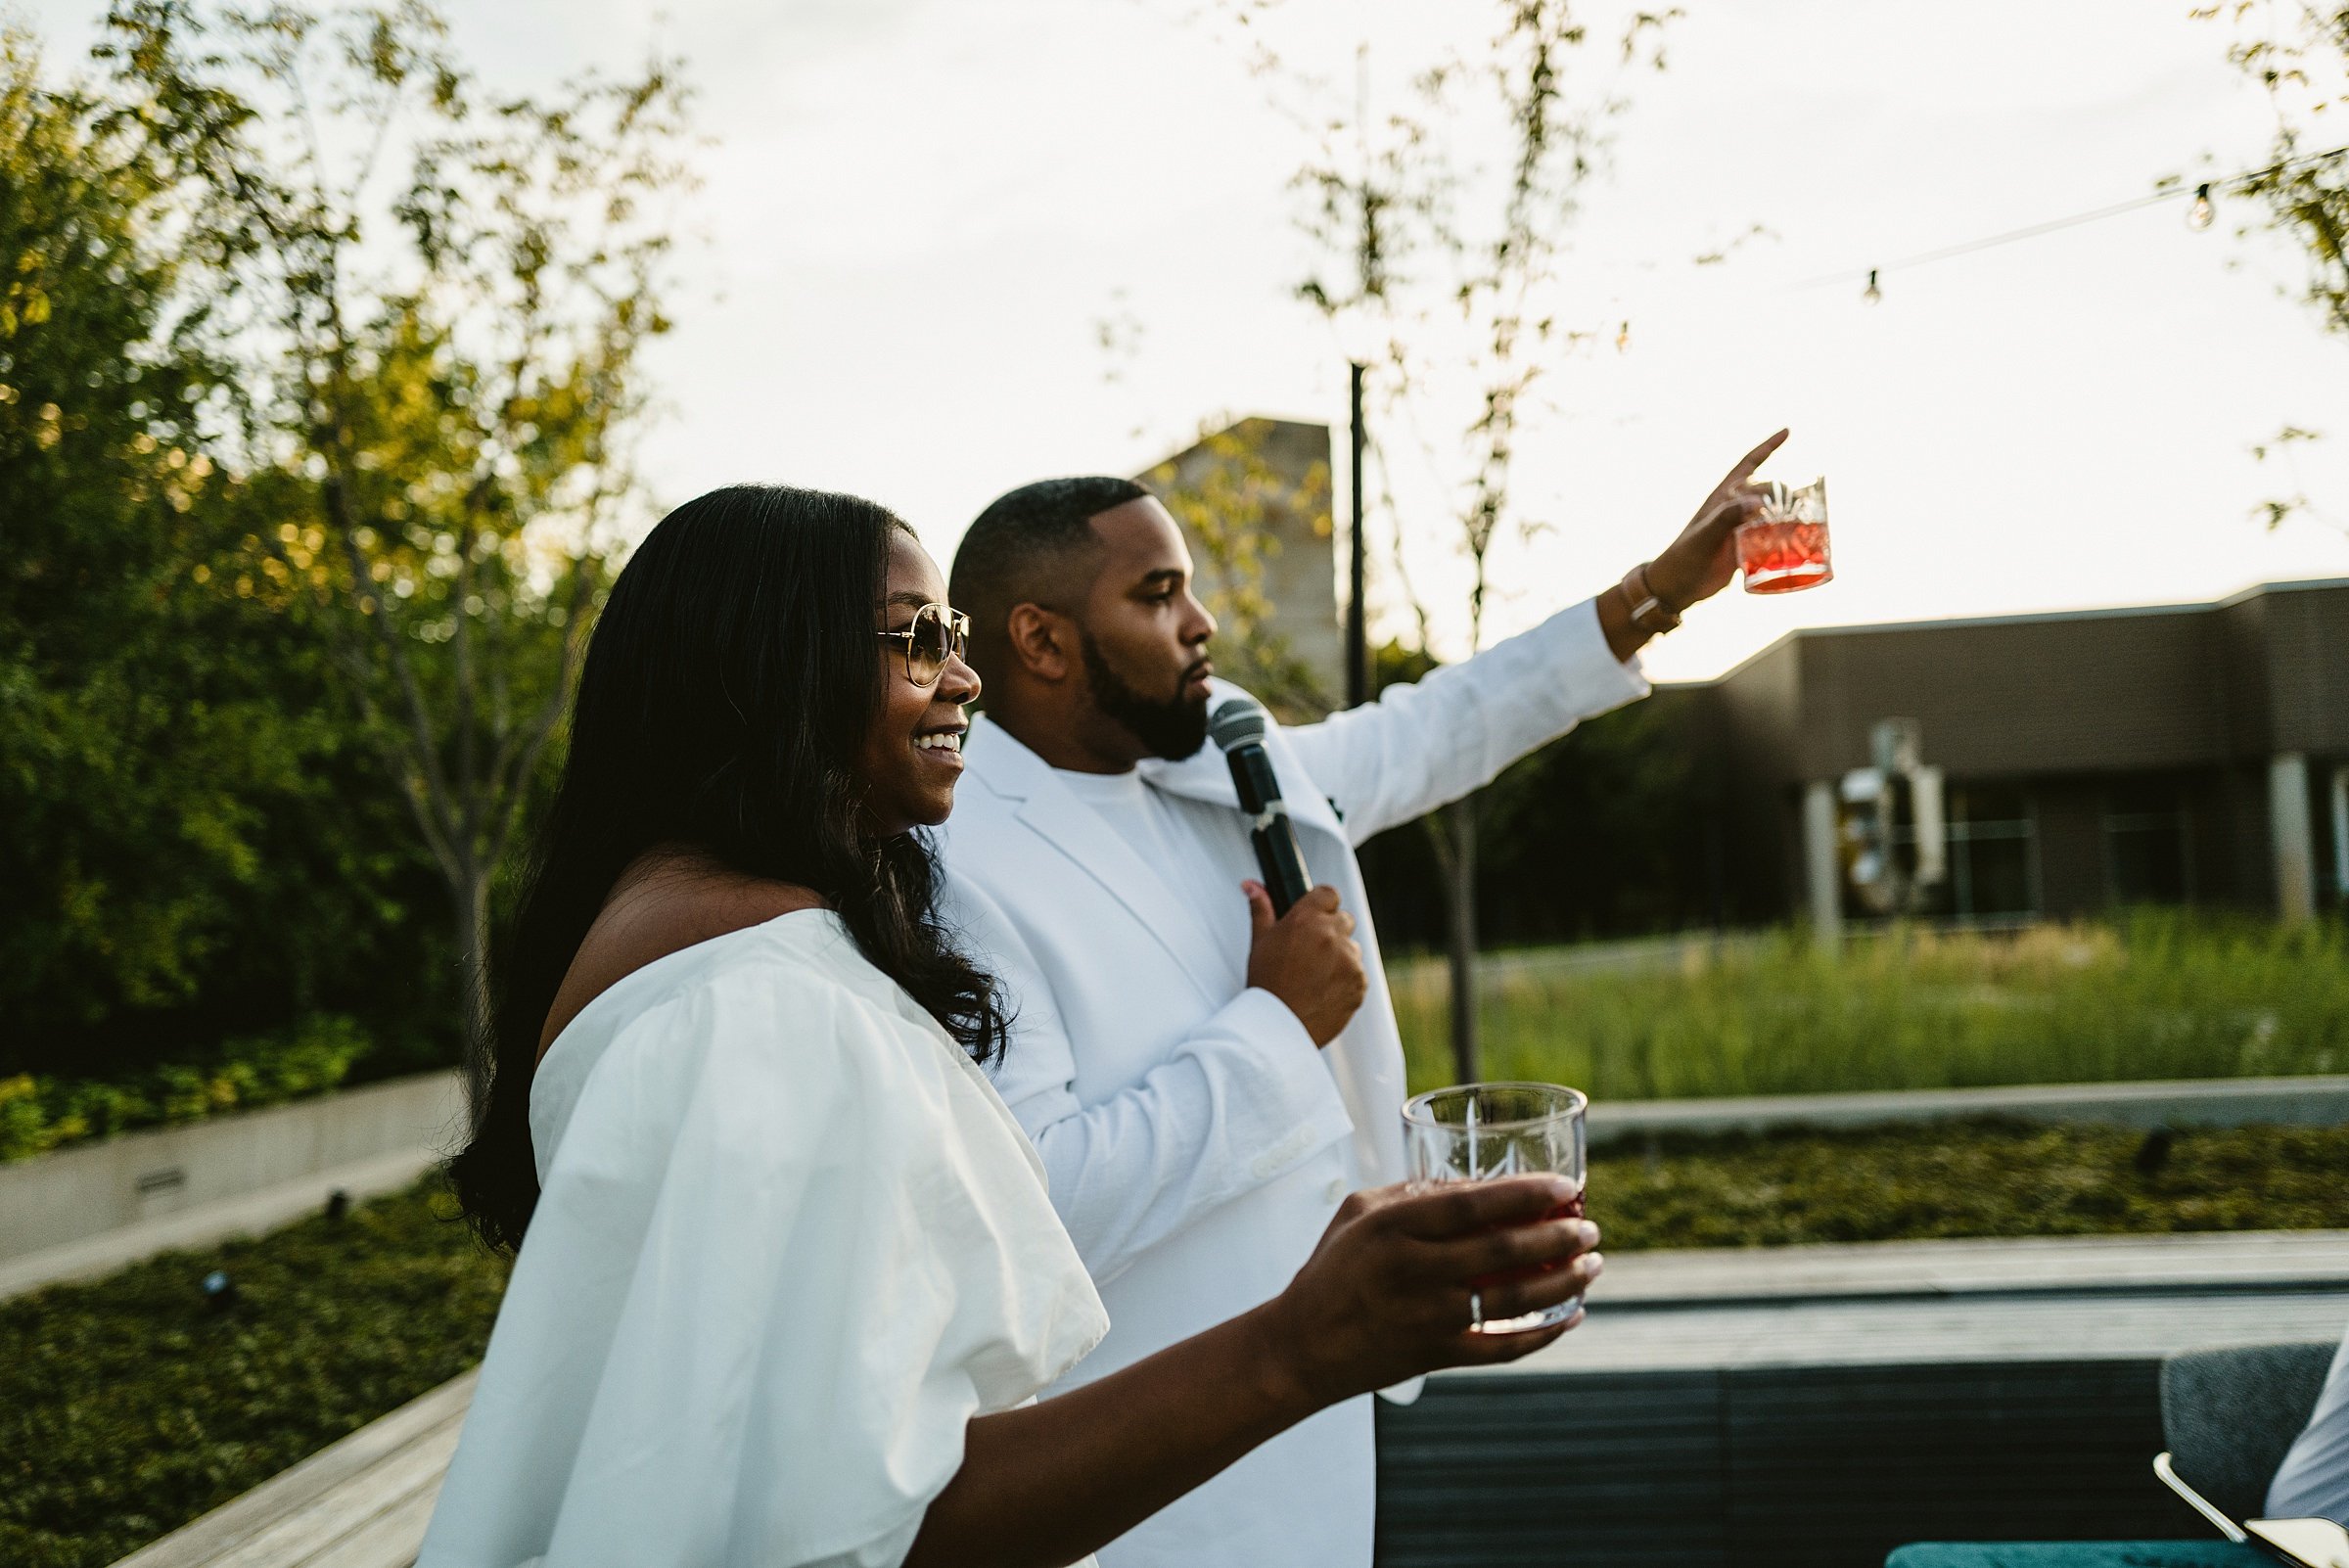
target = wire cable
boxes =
[1789,143,2349,293]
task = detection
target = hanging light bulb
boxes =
[2188,182,2215,231]
[1614,319,1631,354]
[1862,268,1882,305]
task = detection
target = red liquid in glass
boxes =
[1473,1187,1586,1288]
[1736,520,1831,593]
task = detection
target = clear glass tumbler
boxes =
[1401,1082,1589,1334]
[1736,475,1833,593]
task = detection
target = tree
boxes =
[3,37,261,1057]
[2,27,228,1050]
[98,0,694,1057]
[3,29,457,1077]
[2190,3,2349,532]
[1265,1,1676,1081]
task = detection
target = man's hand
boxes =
[1243,882,1367,1046]
[1644,428,1789,610]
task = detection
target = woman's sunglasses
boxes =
[876,601,973,687]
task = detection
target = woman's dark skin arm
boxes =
[904,1176,1601,1568]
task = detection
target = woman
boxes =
[419,485,1599,1568]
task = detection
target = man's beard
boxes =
[1081,630,1209,761]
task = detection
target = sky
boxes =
[19,0,2349,680]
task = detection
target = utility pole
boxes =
[1346,37,1372,712]
[1347,359,1368,709]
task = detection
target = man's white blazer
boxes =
[932,597,1646,1568]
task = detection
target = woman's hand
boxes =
[1258,1175,1602,1407]
[1644,428,1789,610]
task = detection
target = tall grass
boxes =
[1392,910,2349,1099]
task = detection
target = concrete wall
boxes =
[2252,581,2349,756]
[1785,605,2235,780]
[1706,579,2349,784]
[0,1071,464,1262]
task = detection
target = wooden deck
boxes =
[1511,1228,2349,1374]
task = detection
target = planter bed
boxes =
[2,1178,504,1568]
[1592,1117,2349,1249]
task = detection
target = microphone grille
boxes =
[1208,695,1267,751]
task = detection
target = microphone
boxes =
[1209,696,1314,916]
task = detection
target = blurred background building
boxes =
[1681,577,2349,932]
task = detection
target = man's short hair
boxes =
[951,476,1152,678]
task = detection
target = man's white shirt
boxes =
[934,596,1647,1568]
[1048,767,1257,998]
[2270,1319,2349,1524]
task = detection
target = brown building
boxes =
[1138,418,1342,717]
[1672,578,2349,934]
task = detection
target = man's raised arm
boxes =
[1289,429,1788,843]
[1287,596,1648,847]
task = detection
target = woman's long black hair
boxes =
[449,484,1007,1254]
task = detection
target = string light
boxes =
[1795,144,2345,302]
[2188,182,2215,231]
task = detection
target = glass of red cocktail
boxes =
[1736,475,1832,593]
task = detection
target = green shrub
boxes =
[0,1176,506,1568]
[0,1015,375,1162]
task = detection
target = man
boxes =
[2270,1318,2349,1523]
[934,431,1786,1568]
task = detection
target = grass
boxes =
[1588,1118,2349,1251]
[0,1177,507,1568]
[1394,910,2349,1100]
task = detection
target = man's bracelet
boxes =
[1619,561,1682,635]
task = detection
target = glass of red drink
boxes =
[1736,475,1832,593]
[1401,1082,1588,1334]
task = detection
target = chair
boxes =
[1880,1342,2339,1568]
[2160,1341,2337,1526]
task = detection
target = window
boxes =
[2331,763,2348,908]
[2103,777,2192,906]
[1948,784,2038,920]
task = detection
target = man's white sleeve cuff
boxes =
[1560,595,1651,704]
[1202,988,1358,1184]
